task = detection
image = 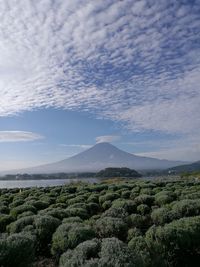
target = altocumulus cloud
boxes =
[0,0,200,137]
[0,131,44,142]
[96,135,121,143]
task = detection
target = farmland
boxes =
[0,178,200,266]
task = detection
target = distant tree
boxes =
[96,167,142,178]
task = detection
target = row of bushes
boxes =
[0,179,200,266]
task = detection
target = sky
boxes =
[0,0,200,171]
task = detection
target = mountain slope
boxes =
[168,160,200,173]
[2,142,186,174]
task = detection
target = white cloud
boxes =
[0,131,44,142]
[134,134,200,161]
[135,147,200,162]
[96,135,120,143]
[0,0,199,145]
[59,144,92,149]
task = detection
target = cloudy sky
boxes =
[0,0,200,171]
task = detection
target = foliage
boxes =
[39,207,69,220]
[34,215,61,254]
[154,191,174,206]
[59,238,100,267]
[62,216,83,224]
[146,216,200,266]
[0,232,35,267]
[102,206,128,219]
[151,207,172,225]
[171,199,200,219]
[65,207,89,219]
[7,215,35,233]
[134,194,154,206]
[99,192,120,205]
[95,216,128,240]
[128,236,152,267]
[0,214,13,232]
[51,222,95,258]
[112,199,136,213]
[127,227,142,242]
[137,204,150,215]
[1,178,200,266]
[59,237,140,267]
[10,204,37,219]
[96,167,142,178]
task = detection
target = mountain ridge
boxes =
[1,142,186,174]
[168,160,200,173]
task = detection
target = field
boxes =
[1,178,200,267]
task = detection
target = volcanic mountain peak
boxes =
[1,142,186,174]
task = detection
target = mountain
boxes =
[2,142,186,174]
[168,160,200,173]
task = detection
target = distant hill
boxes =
[168,161,200,173]
[1,142,186,174]
[96,167,142,178]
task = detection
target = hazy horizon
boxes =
[0,0,200,171]
[0,142,188,175]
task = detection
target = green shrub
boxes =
[155,192,174,206]
[130,192,139,200]
[0,205,9,214]
[134,194,154,206]
[0,232,35,267]
[112,199,136,213]
[51,203,67,209]
[40,207,69,220]
[171,199,200,219]
[137,204,150,215]
[59,237,140,267]
[140,188,153,195]
[67,224,95,250]
[62,216,83,224]
[0,214,13,232]
[101,200,112,210]
[87,194,99,203]
[7,215,35,233]
[22,224,36,234]
[9,199,24,209]
[146,216,200,266]
[151,207,172,225]
[86,214,101,227]
[128,214,145,228]
[51,222,95,257]
[131,186,140,194]
[10,204,37,219]
[180,192,200,200]
[17,210,35,219]
[32,200,49,210]
[98,237,140,267]
[121,190,131,199]
[67,202,87,210]
[40,196,55,205]
[89,184,108,192]
[34,215,61,254]
[86,202,100,215]
[127,227,142,242]
[128,236,152,267]
[59,238,100,267]
[99,192,120,205]
[102,207,128,219]
[95,216,128,240]
[67,196,86,205]
[66,207,89,219]
[56,195,69,203]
